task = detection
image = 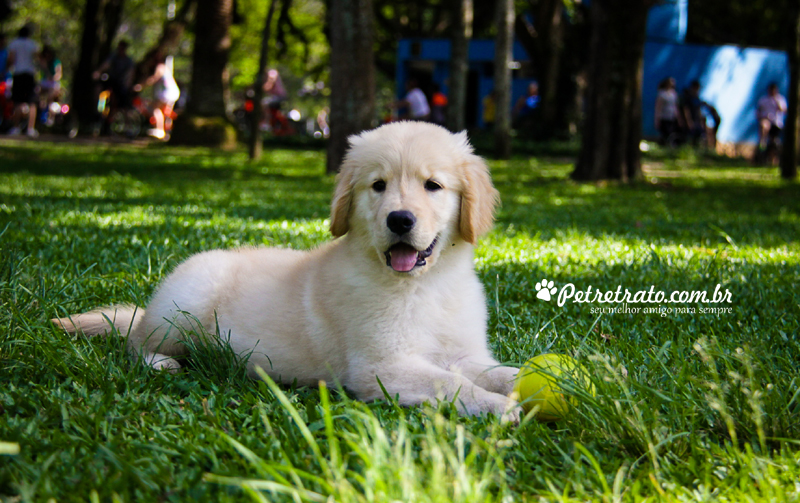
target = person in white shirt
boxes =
[392,80,430,121]
[756,82,787,149]
[136,49,181,139]
[654,77,682,146]
[6,25,40,137]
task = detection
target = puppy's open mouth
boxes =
[384,238,438,273]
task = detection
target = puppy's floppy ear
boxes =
[330,134,366,237]
[459,154,500,244]
[330,164,355,237]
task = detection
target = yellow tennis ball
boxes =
[513,353,594,421]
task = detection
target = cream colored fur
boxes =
[53,122,519,419]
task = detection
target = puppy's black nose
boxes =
[387,210,416,235]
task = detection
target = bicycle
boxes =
[94,75,142,138]
[0,81,16,132]
[109,100,143,138]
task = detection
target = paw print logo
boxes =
[535,279,557,301]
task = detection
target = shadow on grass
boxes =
[495,180,800,247]
[3,140,800,502]
[3,141,799,251]
[0,147,327,182]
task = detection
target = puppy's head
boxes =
[330,122,498,276]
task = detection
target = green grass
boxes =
[1,138,799,502]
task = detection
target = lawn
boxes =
[1,138,799,502]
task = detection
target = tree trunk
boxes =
[573,0,651,181]
[781,4,800,180]
[0,0,10,22]
[493,0,513,159]
[71,0,125,130]
[537,0,564,137]
[326,0,375,174]
[185,0,232,117]
[447,0,472,132]
[249,0,280,160]
[170,0,237,148]
[133,0,196,85]
[515,0,565,139]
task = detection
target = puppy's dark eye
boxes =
[424,180,443,192]
[372,180,386,192]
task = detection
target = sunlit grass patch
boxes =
[208,372,512,503]
[1,140,799,501]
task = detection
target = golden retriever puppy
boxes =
[53,121,519,418]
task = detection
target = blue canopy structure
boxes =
[395,0,789,144]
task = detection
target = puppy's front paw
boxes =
[501,406,521,425]
[476,366,518,396]
[480,392,520,424]
[142,353,181,374]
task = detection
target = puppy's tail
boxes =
[52,304,143,337]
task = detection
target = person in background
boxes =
[756,82,787,150]
[137,49,180,139]
[262,68,287,125]
[513,81,540,125]
[703,102,721,150]
[680,80,706,146]
[261,68,293,134]
[0,33,8,80]
[263,68,287,104]
[429,83,447,126]
[6,25,40,137]
[654,77,682,146]
[0,33,9,131]
[482,90,496,131]
[392,79,429,121]
[38,45,61,126]
[316,107,329,138]
[93,40,135,125]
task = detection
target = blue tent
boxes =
[395,0,789,144]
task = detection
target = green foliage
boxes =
[4,0,83,89]
[119,0,172,58]
[1,140,799,501]
[229,0,328,89]
[227,0,330,121]
[4,0,179,92]
[371,0,500,78]
[687,0,797,49]
[4,0,328,112]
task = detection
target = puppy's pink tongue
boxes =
[390,246,418,272]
